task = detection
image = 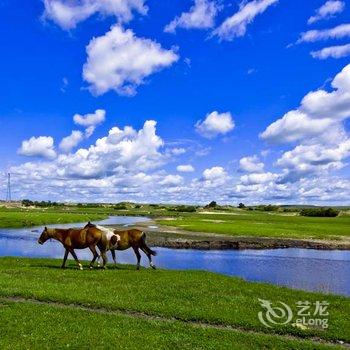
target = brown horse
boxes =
[84,222,157,270]
[38,226,108,270]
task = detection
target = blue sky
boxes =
[0,0,349,204]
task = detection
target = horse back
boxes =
[64,228,102,248]
[113,229,143,250]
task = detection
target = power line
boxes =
[6,173,11,202]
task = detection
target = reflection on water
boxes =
[0,216,349,296]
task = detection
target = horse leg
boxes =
[140,247,156,270]
[132,246,141,270]
[100,250,108,269]
[88,245,99,269]
[69,249,83,270]
[111,249,117,267]
[61,249,69,269]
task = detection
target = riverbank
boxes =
[111,221,350,250]
[1,205,349,250]
[0,257,349,349]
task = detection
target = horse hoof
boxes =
[89,266,93,270]
[151,265,156,270]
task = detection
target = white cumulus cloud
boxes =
[298,23,350,43]
[308,0,345,25]
[73,109,106,137]
[261,64,350,143]
[239,155,264,173]
[177,164,195,172]
[213,0,278,41]
[18,136,57,159]
[311,43,350,59]
[203,166,227,181]
[83,25,179,96]
[59,130,84,153]
[195,111,235,138]
[164,0,218,33]
[43,0,147,30]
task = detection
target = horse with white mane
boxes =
[84,222,157,270]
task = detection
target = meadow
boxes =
[0,257,348,349]
[1,204,349,242]
[0,206,106,228]
[156,210,350,240]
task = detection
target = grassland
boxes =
[0,207,106,228]
[1,204,350,242]
[156,210,350,240]
[0,257,349,349]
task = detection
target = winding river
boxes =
[0,216,349,296]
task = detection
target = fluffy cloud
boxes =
[73,109,106,137]
[59,130,84,153]
[177,164,195,172]
[160,174,183,186]
[195,111,234,138]
[261,64,350,185]
[18,136,56,159]
[240,172,277,185]
[83,25,179,96]
[261,64,350,143]
[18,120,162,180]
[298,23,350,43]
[43,0,147,29]
[239,155,264,173]
[260,110,334,143]
[213,0,278,41]
[164,0,218,33]
[202,166,228,186]
[276,140,350,183]
[308,1,345,25]
[311,43,350,59]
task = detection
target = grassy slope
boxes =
[0,258,348,346]
[0,301,340,350]
[0,207,106,228]
[156,211,350,240]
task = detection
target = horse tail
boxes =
[141,232,157,256]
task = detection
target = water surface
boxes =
[0,216,349,296]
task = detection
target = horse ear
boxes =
[88,221,91,225]
[45,226,47,230]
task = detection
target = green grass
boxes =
[1,204,350,241]
[0,207,106,228]
[0,301,341,350]
[0,257,348,349]
[0,302,342,350]
[156,210,350,240]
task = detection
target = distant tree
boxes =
[22,199,33,207]
[300,207,339,217]
[238,203,246,209]
[207,201,218,208]
[114,203,128,210]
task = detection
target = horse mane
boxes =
[84,221,97,229]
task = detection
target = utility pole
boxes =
[6,173,11,202]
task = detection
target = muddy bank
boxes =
[109,221,350,251]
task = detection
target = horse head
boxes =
[38,226,51,245]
